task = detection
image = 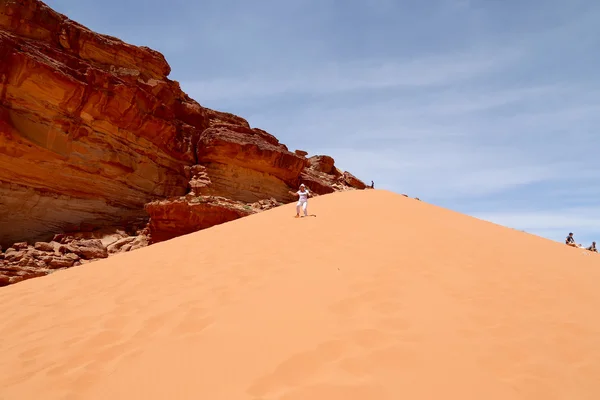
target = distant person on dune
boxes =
[586,242,597,252]
[289,183,311,218]
[565,232,582,248]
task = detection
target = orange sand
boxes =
[1,190,600,399]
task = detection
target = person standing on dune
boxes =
[289,183,311,218]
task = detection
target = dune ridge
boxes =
[1,190,599,399]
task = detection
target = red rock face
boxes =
[0,1,202,247]
[197,124,306,182]
[194,124,307,203]
[144,196,256,243]
[0,0,170,79]
[0,0,367,285]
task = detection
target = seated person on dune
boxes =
[586,242,597,252]
[565,232,582,248]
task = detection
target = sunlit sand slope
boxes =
[1,190,599,399]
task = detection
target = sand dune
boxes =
[1,190,599,399]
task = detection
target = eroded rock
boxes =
[340,171,367,190]
[307,155,337,175]
[197,124,306,183]
[34,242,55,252]
[145,196,256,243]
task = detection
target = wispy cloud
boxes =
[311,145,580,199]
[181,47,523,102]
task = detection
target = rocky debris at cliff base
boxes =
[0,241,81,287]
[250,198,282,211]
[107,235,149,254]
[0,229,150,287]
[0,265,48,286]
[57,238,109,260]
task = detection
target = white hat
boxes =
[300,183,305,187]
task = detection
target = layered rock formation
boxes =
[195,124,305,203]
[0,0,366,286]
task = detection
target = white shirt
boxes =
[297,189,309,202]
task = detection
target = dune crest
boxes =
[1,190,599,399]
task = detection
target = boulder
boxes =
[307,155,336,175]
[145,196,256,244]
[34,242,55,252]
[64,239,108,260]
[340,171,367,190]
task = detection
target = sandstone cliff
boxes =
[0,0,366,286]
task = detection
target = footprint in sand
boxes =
[337,344,418,378]
[44,338,144,384]
[370,299,404,314]
[17,345,45,361]
[247,339,350,398]
[45,352,94,377]
[346,328,396,350]
[170,306,215,340]
[93,341,144,365]
[376,316,414,334]
[126,309,180,342]
[328,289,381,316]
[97,311,131,330]
[80,329,123,349]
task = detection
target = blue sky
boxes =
[46,0,600,245]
